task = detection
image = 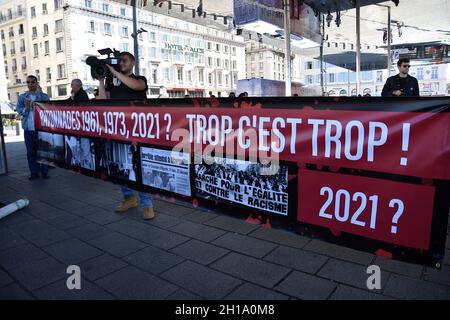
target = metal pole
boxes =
[355,0,361,95]
[320,14,324,94]
[387,5,392,76]
[132,0,140,75]
[283,0,292,96]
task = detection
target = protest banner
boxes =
[34,97,450,267]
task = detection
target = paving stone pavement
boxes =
[1,140,450,300]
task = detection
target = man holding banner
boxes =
[97,52,155,220]
[16,75,50,180]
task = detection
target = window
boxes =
[56,64,66,79]
[339,89,347,96]
[259,62,263,70]
[42,3,48,14]
[207,57,212,67]
[148,32,156,42]
[8,27,14,37]
[363,88,372,95]
[216,58,221,68]
[88,21,95,32]
[20,39,25,52]
[35,70,40,81]
[376,70,383,82]
[19,24,24,34]
[162,49,170,60]
[187,70,192,83]
[33,44,39,57]
[10,41,15,55]
[55,19,63,33]
[215,43,220,52]
[148,47,157,58]
[85,0,92,8]
[225,60,229,70]
[150,64,158,84]
[338,72,348,83]
[43,23,49,36]
[103,23,111,35]
[328,90,336,96]
[177,68,183,82]
[163,67,170,81]
[431,67,438,80]
[120,43,129,52]
[56,37,63,52]
[120,7,126,16]
[32,27,37,38]
[57,85,67,96]
[217,71,222,85]
[361,71,373,81]
[44,41,49,55]
[0,30,4,40]
[328,73,335,83]
[207,42,212,50]
[232,61,237,70]
[305,75,313,84]
[102,3,109,12]
[21,57,26,70]
[225,74,229,85]
[306,61,313,70]
[46,67,51,80]
[416,68,423,80]
[31,6,36,17]
[208,73,213,85]
[198,69,204,83]
[54,0,62,10]
[174,51,183,62]
[2,44,6,56]
[120,26,128,37]
[231,47,236,55]
[162,34,169,42]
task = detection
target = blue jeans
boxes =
[121,186,153,208]
[24,130,48,176]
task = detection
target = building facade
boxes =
[244,40,302,83]
[0,0,246,103]
[300,57,450,97]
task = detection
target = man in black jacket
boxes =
[381,58,420,97]
[68,79,90,101]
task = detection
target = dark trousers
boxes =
[24,130,48,176]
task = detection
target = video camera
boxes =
[85,48,121,80]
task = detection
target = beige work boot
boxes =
[115,196,138,212]
[143,207,155,220]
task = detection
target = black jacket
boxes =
[68,88,90,101]
[381,74,420,97]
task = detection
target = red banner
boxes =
[34,105,450,180]
[297,170,435,250]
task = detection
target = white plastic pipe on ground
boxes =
[0,198,30,220]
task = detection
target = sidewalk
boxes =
[0,137,449,300]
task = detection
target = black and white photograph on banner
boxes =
[80,137,96,171]
[195,156,289,215]
[140,146,191,196]
[64,135,81,167]
[99,141,137,182]
[37,132,64,163]
[64,136,96,171]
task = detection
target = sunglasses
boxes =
[26,81,37,84]
[402,65,410,68]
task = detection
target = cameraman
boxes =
[97,52,155,220]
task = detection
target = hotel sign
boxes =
[164,43,204,54]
